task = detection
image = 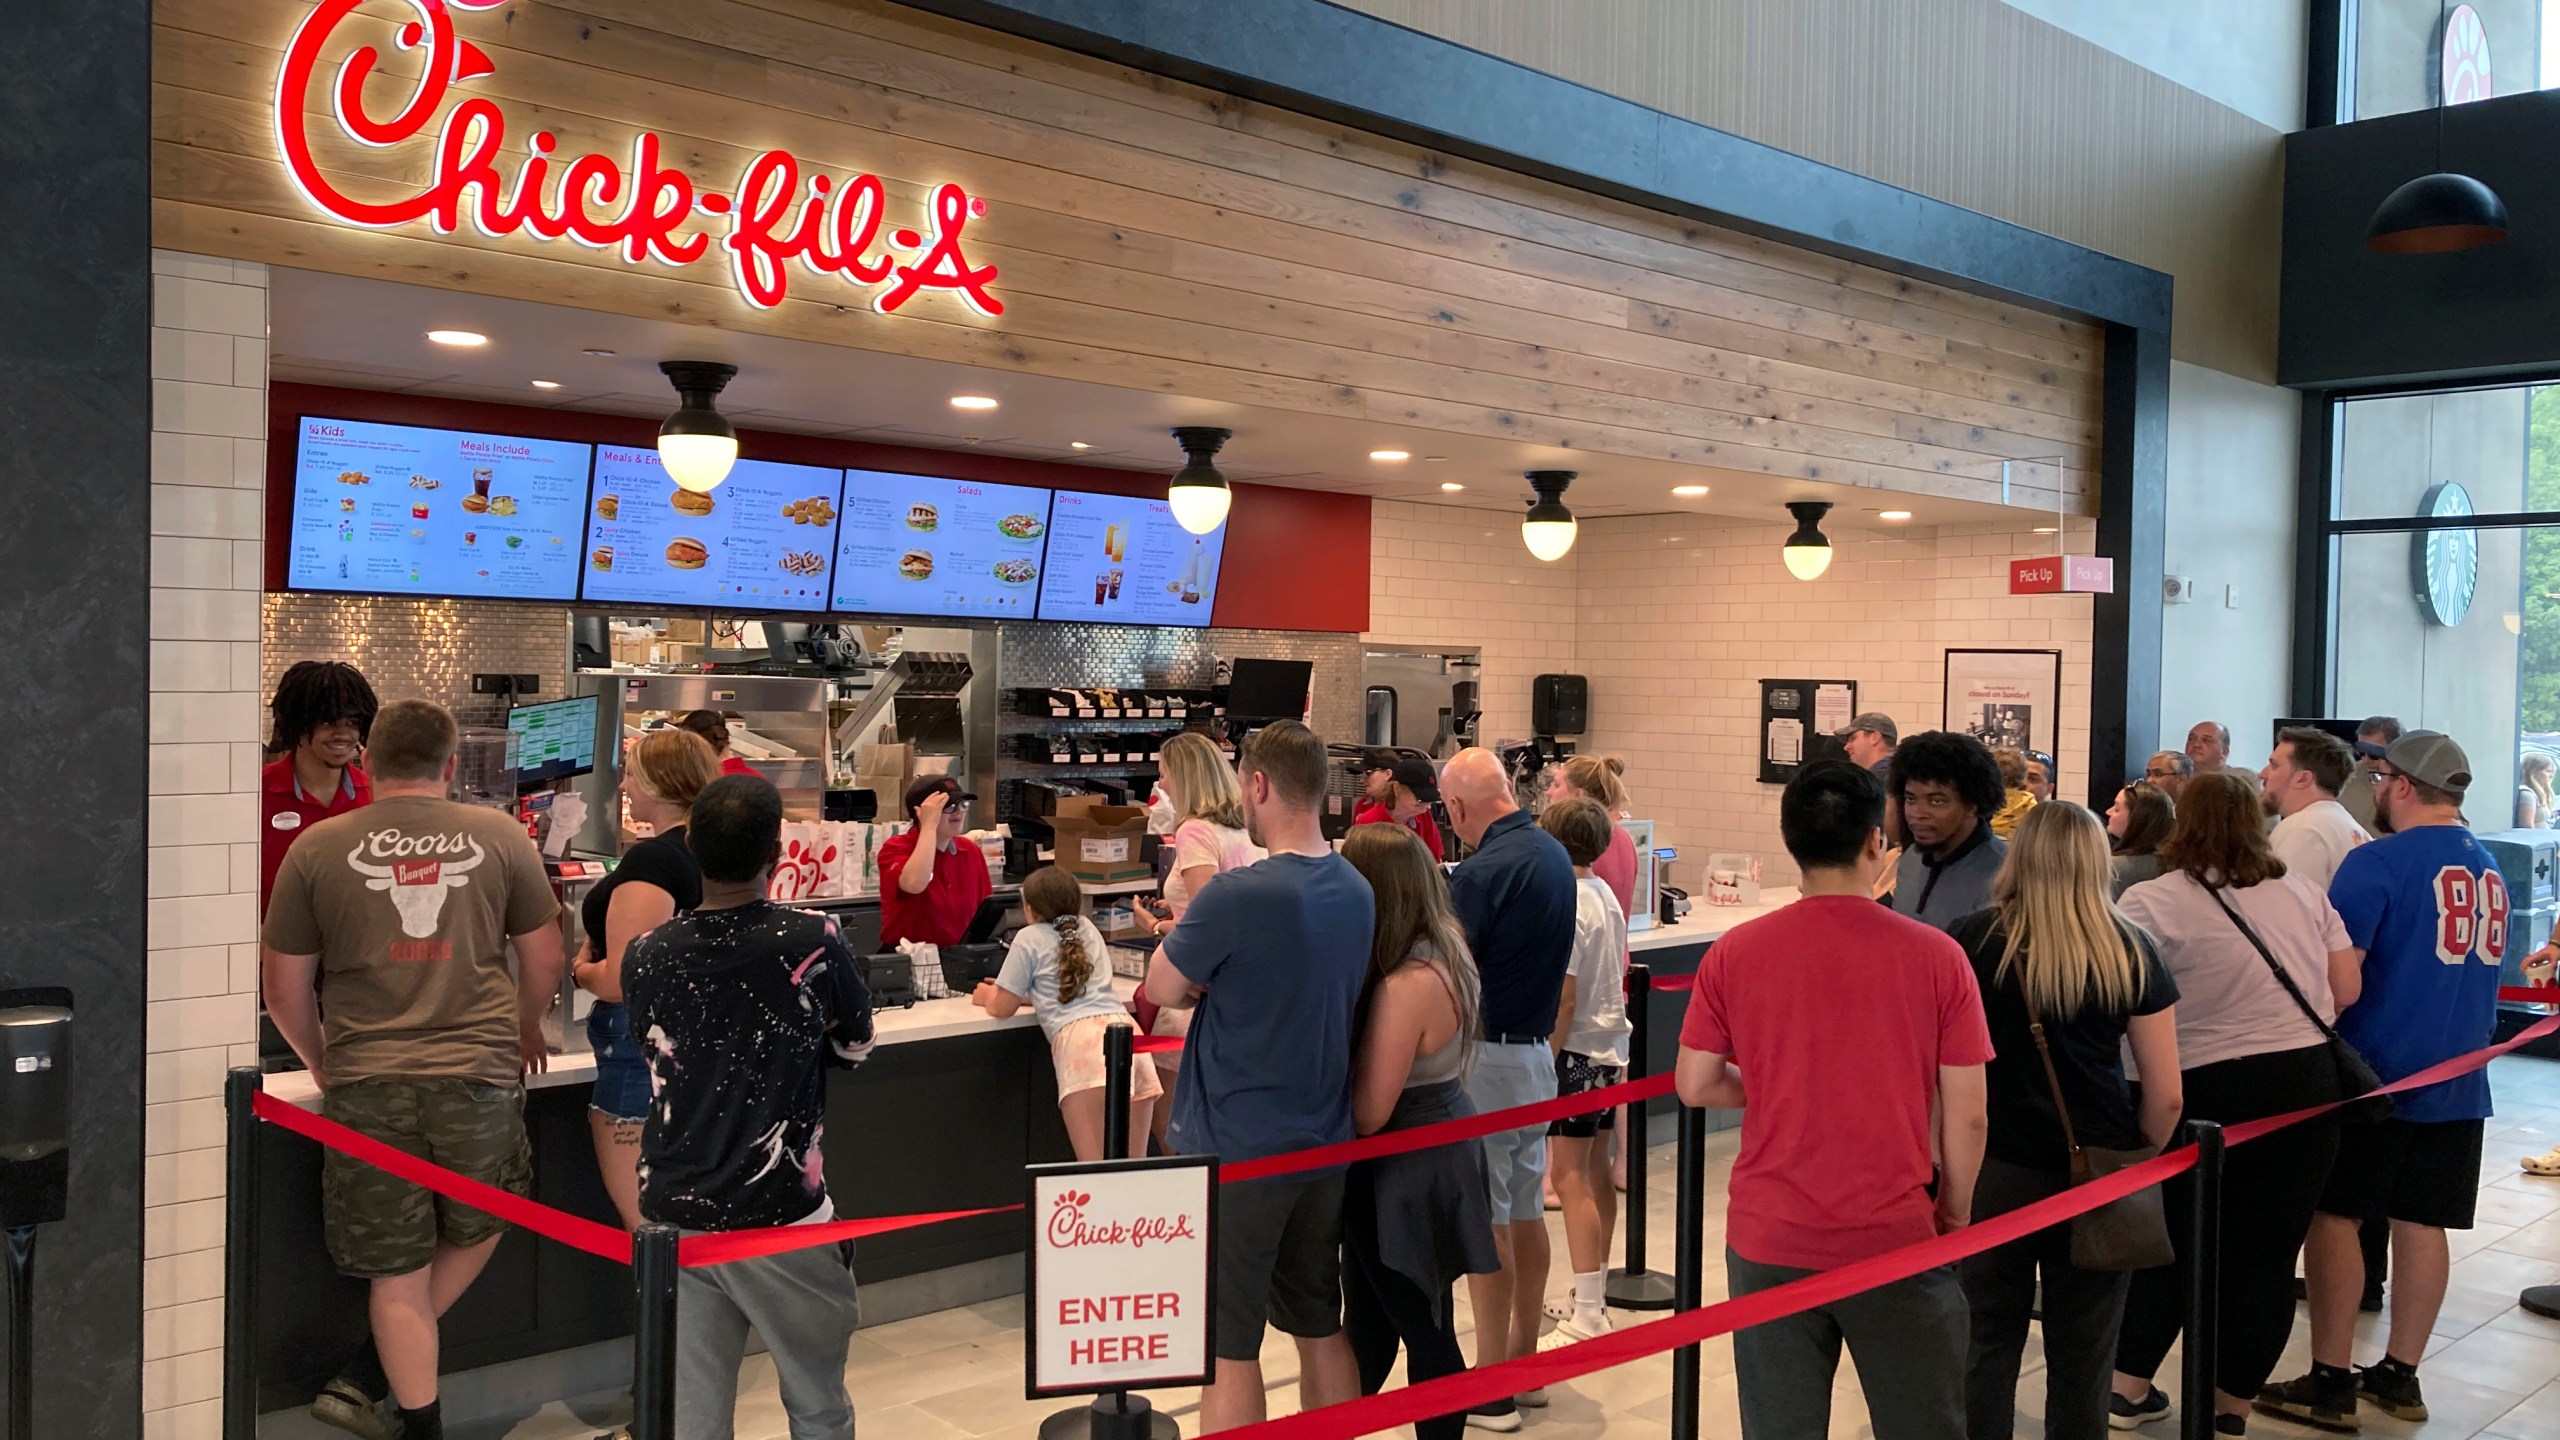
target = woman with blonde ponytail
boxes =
[1948,801,2182,1440]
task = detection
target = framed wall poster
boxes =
[1942,649,2062,759]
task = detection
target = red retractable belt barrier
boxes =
[1131,1034,1185,1055]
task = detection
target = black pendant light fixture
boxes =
[1781,501,1835,581]
[2368,0,2509,255]
[1520,471,1578,561]
[1166,427,1234,535]
[657,360,740,492]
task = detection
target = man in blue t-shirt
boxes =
[2263,731,2507,1431]
[1146,720,1371,1432]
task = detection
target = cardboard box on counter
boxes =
[1047,795,1153,884]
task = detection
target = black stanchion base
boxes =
[1606,1265,1678,1311]
[1038,1394,1179,1440]
[2523,1284,2560,1320]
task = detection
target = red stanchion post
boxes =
[2178,1120,2224,1440]
[1608,964,1675,1311]
[1669,1098,1707,1440]
[632,1224,680,1440]
[223,1067,262,1440]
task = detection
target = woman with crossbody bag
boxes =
[2110,773,2363,1436]
[1949,802,2183,1440]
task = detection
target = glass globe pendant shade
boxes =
[1520,470,1578,562]
[657,361,741,492]
[1781,501,1834,581]
[1167,427,1235,535]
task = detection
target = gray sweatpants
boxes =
[1725,1248,1967,1440]
[677,1238,863,1440]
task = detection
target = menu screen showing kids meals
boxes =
[1032,490,1224,626]
[580,448,844,611]
[287,418,591,600]
[830,469,1053,619]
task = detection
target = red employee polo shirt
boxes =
[719,756,765,780]
[1679,894,1993,1271]
[260,755,373,908]
[876,827,993,948]
[1352,801,1446,862]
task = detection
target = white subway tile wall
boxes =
[1369,502,2094,886]
[145,250,269,1440]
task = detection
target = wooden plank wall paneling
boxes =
[151,0,2103,514]
[1334,0,2282,384]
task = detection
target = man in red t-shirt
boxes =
[1676,760,1991,1440]
[259,660,379,909]
[877,776,991,949]
[1351,754,1444,861]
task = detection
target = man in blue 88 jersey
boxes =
[2262,732,2505,1430]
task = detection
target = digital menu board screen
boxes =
[1033,491,1224,626]
[286,418,591,600]
[831,470,1052,620]
[580,447,842,611]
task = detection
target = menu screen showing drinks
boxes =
[286,417,591,600]
[830,469,1053,620]
[1033,491,1224,626]
[580,448,843,611]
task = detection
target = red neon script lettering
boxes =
[274,0,1001,314]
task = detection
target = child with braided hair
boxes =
[973,865,1162,1159]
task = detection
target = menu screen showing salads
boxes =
[831,469,1052,619]
[286,418,591,600]
[1032,491,1225,626]
[579,448,843,611]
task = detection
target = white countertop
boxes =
[264,975,1145,1111]
[1629,887,1800,953]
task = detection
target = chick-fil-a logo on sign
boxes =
[273,0,1003,316]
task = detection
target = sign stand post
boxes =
[1035,1024,1184,1440]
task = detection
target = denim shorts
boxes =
[586,1000,651,1122]
[1465,1040,1558,1224]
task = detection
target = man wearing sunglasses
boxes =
[2262,731,2506,1431]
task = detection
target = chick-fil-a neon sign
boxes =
[274,0,1002,315]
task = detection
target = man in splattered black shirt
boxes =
[623,774,875,1438]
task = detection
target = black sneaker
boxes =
[2109,1387,2171,1430]
[2355,1361,2428,1422]
[2214,1416,2247,1437]
[2361,1284,2386,1314]
[309,1378,394,1440]
[1464,1399,1523,1433]
[2255,1368,2360,1433]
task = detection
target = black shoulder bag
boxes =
[2204,886,2392,1124]
[2018,977,2174,1270]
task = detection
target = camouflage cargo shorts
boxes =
[321,1078,532,1279]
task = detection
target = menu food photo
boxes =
[831,469,1052,619]
[581,447,843,610]
[1033,490,1223,626]
[287,417,591,599]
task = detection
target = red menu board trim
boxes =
[266,383,1370,633]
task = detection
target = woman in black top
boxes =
[570,727,716,1228]
[1949,801,2183,1440]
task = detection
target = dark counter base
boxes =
[255,1023,1070,1412]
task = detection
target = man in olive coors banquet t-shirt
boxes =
[262,701,564,1440]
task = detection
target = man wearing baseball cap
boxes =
[1353,753,1446,861]
[2262,731,2509,1431]
[1836,712,1899,783]
[878,775,990,950]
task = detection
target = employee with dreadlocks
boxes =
[260,660,379,907]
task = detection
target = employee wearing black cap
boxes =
[877,775,991,949]
[1354,754,1445,861]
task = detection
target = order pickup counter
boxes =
[249,964,1134,1412]
[1627,888,1801,1132]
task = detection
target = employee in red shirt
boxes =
[676,709,764,779]
[877,776,991,949]
[1677,759,1992,1440]
[1352,754,1445,861]
[259,660,379,907]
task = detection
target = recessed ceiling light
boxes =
[1879,510,1912,521]
[1672,484,1709,497]
[2034,526,2059,534]
[426,329,487,347]
[1423,456,1448,463]
[581,348,617,358]
[530,379,562,390]
[1440,482,1466,492]
[1069,441,1092,450]
[1369,450,1410,462]
[950,395,999,411]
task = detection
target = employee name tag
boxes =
[1080,837,1131,864]
[271,811,302,831]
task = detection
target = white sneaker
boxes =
[1538,1314,1614,1351]
[1516,1387,1550,1408]
[1465,1400,1524,1432]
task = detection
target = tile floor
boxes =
[267,1054,2560,1440]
